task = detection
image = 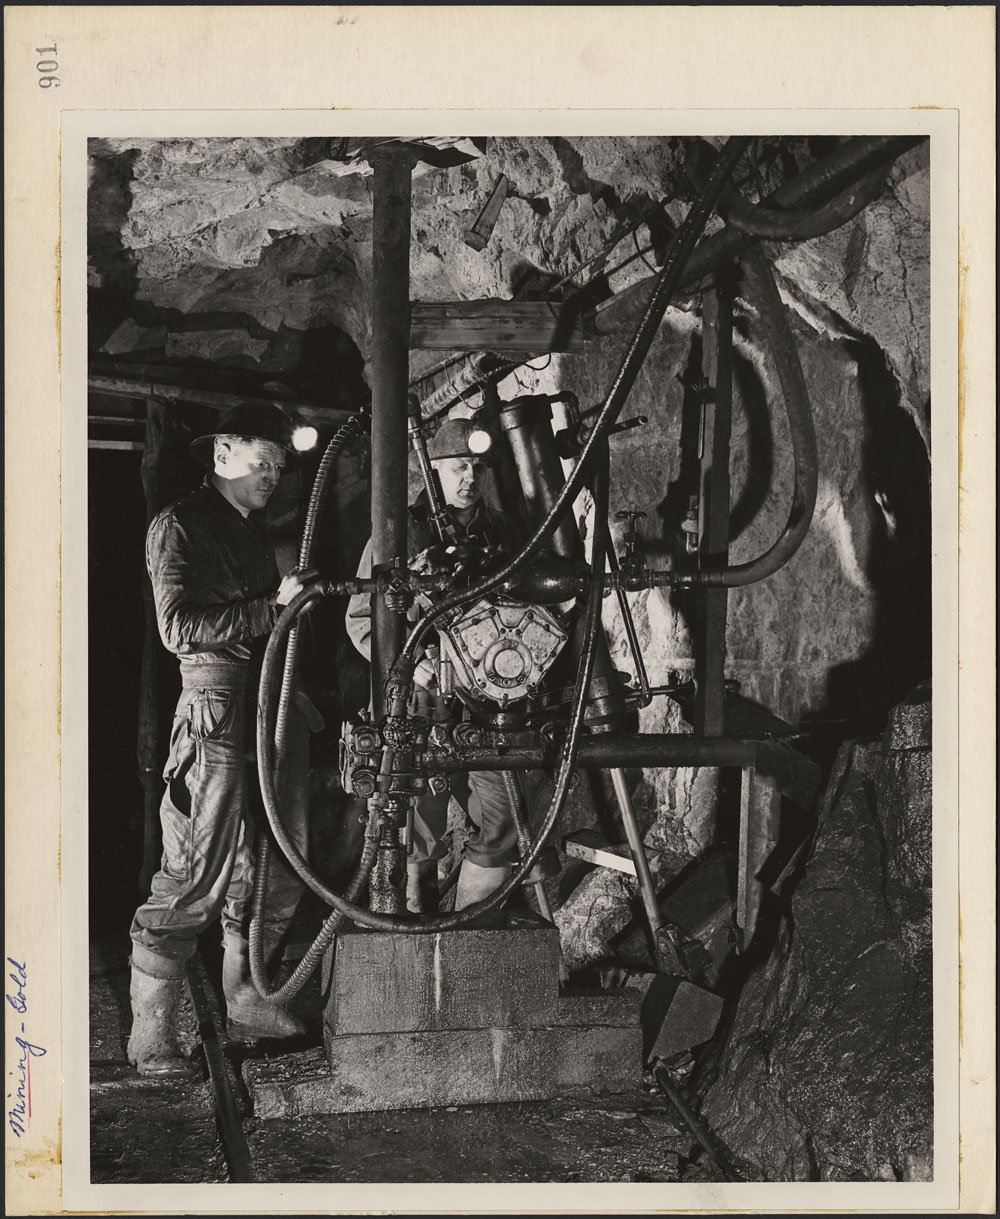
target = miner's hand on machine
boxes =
[346,416,528,915]
[272,565,322,609]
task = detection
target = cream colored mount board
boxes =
[3,4,996,1216]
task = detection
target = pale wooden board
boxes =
[3,5,995,1215]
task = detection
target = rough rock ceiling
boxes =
[87,134,929,439]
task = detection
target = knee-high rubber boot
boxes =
[454,860,509,910]
[406,859,440,914]
[127,959,199,1079]
[222,931,305,1041]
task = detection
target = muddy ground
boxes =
[90,928,696,1185]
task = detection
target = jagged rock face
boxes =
[88,135,696,360]
[88,138,928,408]
[774,147,931,450]
[698,689,933,1181]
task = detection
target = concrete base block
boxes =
[248,1022,642,1118]
[246,915,644,1119]
[554,988,641,1027]
[324,911,560,1036]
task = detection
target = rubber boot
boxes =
[222,931,305,1041]
[406,859,440,914]
[454,860,509,910]
[126,959,199,1079]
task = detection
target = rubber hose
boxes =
[252,444,611,934]
[249,414,371,1001]
[589,137,924,338]
[387,136,752,689]
[718,165,889,241]
[700,243,818,588]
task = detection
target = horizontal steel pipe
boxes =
[425,734,757,772]
[88,371,352,426]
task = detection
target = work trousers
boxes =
[408,686,518,868]
[130,681,310,979]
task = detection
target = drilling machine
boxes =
[244,134,919,1116]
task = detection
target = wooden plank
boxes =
[563,829,638,876]
[410,299,584,351]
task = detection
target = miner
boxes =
[128,403,320,1078]
[346,417,522,913]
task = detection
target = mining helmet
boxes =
[426,416,493,463]
[190,402,299,470]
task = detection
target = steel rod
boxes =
[653,1064,742,1183]
[610,766,666,945]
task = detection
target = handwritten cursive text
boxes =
[6,958,46,1137]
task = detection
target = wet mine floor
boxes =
[90,930,696,1185]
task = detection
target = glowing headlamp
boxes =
[291,425,319,452]
[466,415,494,456]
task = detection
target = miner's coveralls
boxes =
[130,482,316,978]
[345,493,521,867]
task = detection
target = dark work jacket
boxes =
[345,491,525,663]
[146,480,281,673]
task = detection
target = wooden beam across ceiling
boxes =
[409,300,584,352]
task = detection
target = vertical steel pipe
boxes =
[499,395,582,560]
[369,146,417,718]
[693,276,735,734]
[499,394,627,731]
[368,145,418,913]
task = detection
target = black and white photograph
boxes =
[4,6,994,1216]
[83,129,938,1186]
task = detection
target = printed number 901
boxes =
[37,45,59,88]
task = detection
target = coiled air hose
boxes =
[703,242,818,587]
[717,165,889,242]
[249,411,372,1002]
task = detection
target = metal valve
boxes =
[616,509,647,584]
[680,495,700,555]
[383,572,414,615]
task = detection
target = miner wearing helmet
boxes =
[346,415,524,913]
[128,403,321,1077]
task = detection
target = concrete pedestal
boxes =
[246,911,642,1117]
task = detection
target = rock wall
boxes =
[514,260,929,970]
[698,687,933,1181]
